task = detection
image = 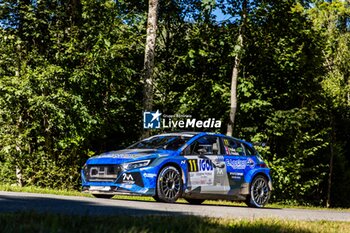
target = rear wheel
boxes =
[185,198,205,205]
[245,175,270,208]
[155,166,183,203]
[92,194,114,199]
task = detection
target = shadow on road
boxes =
[198,202,281,210]
[0,194,183,216]
[0,194,313,233]
[112,197,282,210]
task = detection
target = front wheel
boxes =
[155,166,183,203]
[245,175,270,208]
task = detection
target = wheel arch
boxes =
[158,162,186,187]
[159,162,183,177]
[249,172,273,192]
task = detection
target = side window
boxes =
[244,144,257,156]
[223,138,246,156]
[182,136,221,155]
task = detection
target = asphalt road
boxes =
[0,191,349,222]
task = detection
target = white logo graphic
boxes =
[123,173,134,181]
[217,168,224,175]
[143,110,162,129]
[90,166,107,177]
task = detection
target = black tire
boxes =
[92,194,114,199]
[156,166,183,203]
[185,198,205,205]
[245,175,271,208]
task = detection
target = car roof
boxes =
[153,132,200,138]
[157,131,231,139]
[157,132,253,147]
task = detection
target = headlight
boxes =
[122,160,151,170]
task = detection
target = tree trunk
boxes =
[227,0,247,136]
[227,53,240,136]
[142,0,159,138]
[15,166,23,187]
[326,117,335,208]
[143,0,159,112]
[70,0,82,26]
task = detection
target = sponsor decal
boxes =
[199,159,213,171]
[95,154,137,159]
[89,166,110,177]
[229,172,244,180]
[121,184,133,189]
[230,172,244,176]
[122,173,135,184]
[143,173,157,178]
[187,159,215,186]
[89,186,111,191]
[189,172,214,186]
[247,158,255,168]
[187,159,213,172]
[140,188,149,194]
[216,168,224,176]
[187,159,198,172]
[143,110,221,129]
[117,172,144,187]
[225,159,247,169]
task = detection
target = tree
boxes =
[227,0,247,136]
[0,0,144,188]
[143,0,159,112]
[307,0,350,207]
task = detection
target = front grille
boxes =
[84,165,121,182]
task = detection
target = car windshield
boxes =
[128,135,191,150]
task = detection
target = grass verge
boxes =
[1,184,349,211]
[1,212,349,233]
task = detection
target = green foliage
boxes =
[0,0,349,207]
[0,0,144,189]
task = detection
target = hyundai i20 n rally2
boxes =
[81,132,272,208]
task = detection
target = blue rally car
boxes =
[81,132,272,207]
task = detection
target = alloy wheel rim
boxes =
[252,178,269,206]
[160,169,181,199]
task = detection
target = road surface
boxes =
[0,191,349,222]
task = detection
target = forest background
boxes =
[0,0,349,207]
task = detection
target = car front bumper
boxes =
[81,166,158,196]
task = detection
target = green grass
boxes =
[0,212,349,233]
[1,184,349,212]
[0,184,92,197]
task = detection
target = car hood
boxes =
[86,149,175,165]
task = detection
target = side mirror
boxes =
[197,148,207,156]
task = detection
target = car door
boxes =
[222,138,255,195]
[182,135,229,195]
